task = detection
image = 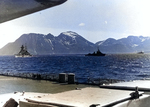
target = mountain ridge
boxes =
[96,35,150,53]
[0,31,96,55]
[0,32,150,55]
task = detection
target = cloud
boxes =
[79,23,85,26]
[105,21,107,24]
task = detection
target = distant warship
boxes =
[85,49,106,56]
[137,51,144,54]
[15,45,32,57]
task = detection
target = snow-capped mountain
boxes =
[96,36,150,53]
[0,31,96,55]
[1,32,150,55]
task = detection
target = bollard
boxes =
[59,73,66,83]
[68,73,75,84]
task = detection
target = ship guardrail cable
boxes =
[101,87,143,107]
[100,85,150,92]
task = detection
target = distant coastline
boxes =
[0,32,150,55]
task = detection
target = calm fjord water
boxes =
[0,54,150,82]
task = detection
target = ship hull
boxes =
[15,55,32,58]
[85,53,106,56]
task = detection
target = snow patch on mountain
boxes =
[62,31,78,39]
[64,41,71,45]
[98,41,104,45]
[141,38,146,42]
[139,36,150,42]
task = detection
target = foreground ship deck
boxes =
[1,80,150,107]
[0,87,132,107]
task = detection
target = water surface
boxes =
[0,54,150,83]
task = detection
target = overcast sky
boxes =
[0,0,149,48]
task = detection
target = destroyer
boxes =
[85,49,106,56]
[137,51,144,54]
